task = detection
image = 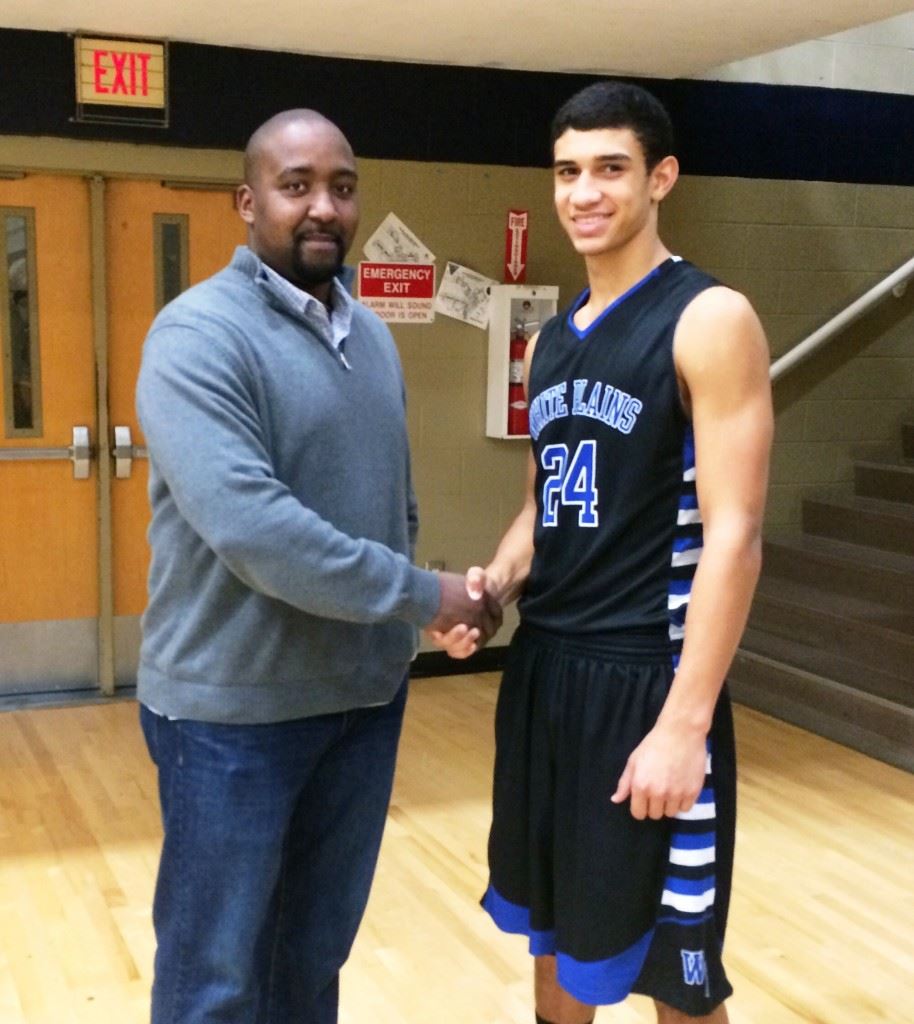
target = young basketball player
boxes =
[433,81,773,1022]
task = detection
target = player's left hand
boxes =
[611,722,708,820]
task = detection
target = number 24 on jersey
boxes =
[541,440,599,528]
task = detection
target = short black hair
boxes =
[550,81,674,170]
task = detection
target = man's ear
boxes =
[650,155,679,203]
[236,184,255,225]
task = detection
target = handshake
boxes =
[425,567,502,659]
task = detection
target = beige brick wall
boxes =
[160,156,914,618]
[662,177,914,532]
[7,138,908,643]
[351,158,579,644]
[351,160,914,650]
[354,162,914,651]
[699,12,914,95]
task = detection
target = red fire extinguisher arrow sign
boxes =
[504,210,528,283]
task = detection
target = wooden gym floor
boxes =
[0,673,911,1023]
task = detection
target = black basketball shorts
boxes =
[481,623,736,1015]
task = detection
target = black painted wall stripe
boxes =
[2,28,913,185]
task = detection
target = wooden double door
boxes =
[0,174,244,703]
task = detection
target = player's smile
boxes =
[570,211,613,237]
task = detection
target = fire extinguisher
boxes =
[507,317,529,435]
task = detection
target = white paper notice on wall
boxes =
[363,213,435,264]
[434,262,497,329]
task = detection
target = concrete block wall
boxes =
[357,155,914,641]
[351,157,580,645]
[689,12,914,532]
[661,177,914,531]
[699,12,914,94]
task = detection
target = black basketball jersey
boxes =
[519,257,718,648]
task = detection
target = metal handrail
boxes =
[770,254,914,383]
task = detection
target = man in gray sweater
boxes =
[136,109,500,1024]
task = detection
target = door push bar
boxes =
[0,425,92,479]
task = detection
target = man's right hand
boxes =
[425,569,502,651]
[427,567,499,658]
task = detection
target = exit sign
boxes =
[75,35,168,126]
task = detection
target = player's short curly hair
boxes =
[550,81,674,171]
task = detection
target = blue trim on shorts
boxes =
[481,884,556,954]
[663,874,716,897]
[671,830,716,850]
[481,883,655,1005]
[655,911,716,928]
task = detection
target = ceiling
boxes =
[1,1,913,78]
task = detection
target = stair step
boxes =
[729,648,914,773]
[749,583,914,680]
[802,494,914,557]
[754,575,914,629]
[854,460,914,505]
[738,423,914,769]
[740,626,913,707]
[762,534,914,609]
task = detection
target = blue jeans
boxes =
[140,680,407,1024]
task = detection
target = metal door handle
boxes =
[113,425,133,478]
[71,425,91,479]
[0,425,92,479]
[112,425,148,478]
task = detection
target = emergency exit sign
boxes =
[75,36,168,125]
[358,262,436,323]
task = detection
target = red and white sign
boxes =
[76,37,166,108]
[504,210,528,283]
[358,262,436,323]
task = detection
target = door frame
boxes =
[90,174,116,694]
[0,142,243,705]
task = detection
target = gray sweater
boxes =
[135,246,440,723]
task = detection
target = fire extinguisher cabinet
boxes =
[485,284,559,439]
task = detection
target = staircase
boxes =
[730,423,914,772]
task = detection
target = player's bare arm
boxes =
[612,286,773,820]
[486,329,542,597]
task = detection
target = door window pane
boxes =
[154,213,189,311]
[2,208,42,436]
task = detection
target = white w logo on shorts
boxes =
[680,949,707,986]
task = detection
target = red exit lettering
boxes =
[92,49,152,97]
